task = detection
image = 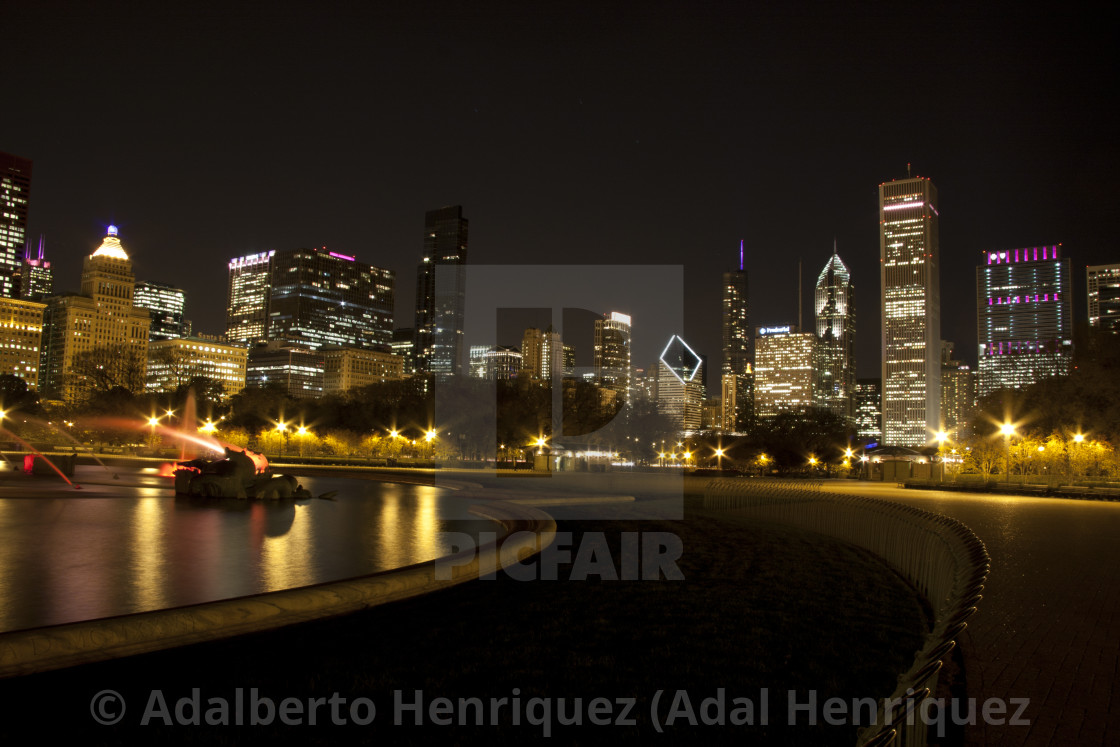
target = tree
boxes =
[69,344,147,399]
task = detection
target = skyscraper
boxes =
[520,326,563,381]
[414,206,468,376]
[754,325,818,418]
[42,226,151,401]
[880,174,940,447]
[0,152,32,299]
[651,335,704,431]
[976,245,1071,397]
[225,247,394,350]
[134,281,187,341]
[19,236,53,301]
[1087,264,1120,333]
[594,311,631,401]
[854,378,882,442]
[940,341,975,438]
[814,243,855,423]
[721,241,752,431]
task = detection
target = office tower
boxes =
[321,346,406,394]
[594,311,631,400]
[0,296,46,388]
[0,152,32,299]
[854,379,882,442]
[41,226,151,401]
[562,344,575,375]
[391,328,415,375]
[134,281,187,341]
[814,243,855,423]
[414,206,468,376]
[754,325,818,418]
[245,342,325,398]
[225,248,393,350]
[146,336,248,399]
[19,237,53,301]
[226,251,274,343]
[976,245,1072,397]
[721,241,752,431]
[520,326,563,381]
[651,335,704,431]
[940,341,975,438]
[1087,264,1120,333]
[880,174,940,447]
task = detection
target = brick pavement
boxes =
[822,481,1120,746]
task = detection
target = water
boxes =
[0,467,496,633]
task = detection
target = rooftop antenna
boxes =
[907,162,912,178]
[739,239,744,272]
[797,258,802,331]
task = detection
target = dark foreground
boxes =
[0,504,926,745]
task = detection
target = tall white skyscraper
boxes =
[879,175,940,447]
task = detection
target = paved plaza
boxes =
[822,481,1120,746]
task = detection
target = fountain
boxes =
[172,446,322,500]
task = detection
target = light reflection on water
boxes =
[0,473,494,633]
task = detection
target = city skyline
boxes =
[4,5,1114,382]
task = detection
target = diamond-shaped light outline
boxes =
[659,334,702,385]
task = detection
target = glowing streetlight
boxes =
[199,420,217,434]
[275,421,287,458]
[715,447,724,470]
[1001,422,1016,486]
[1074,433,1085,443]
[296,425,309,457]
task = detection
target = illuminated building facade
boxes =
[225,247,393,350]
[41,227,151,402]
[246,342,324,399]
[322,346,405,394]
[854,378,882,442]
[520,327,563,381]
[468,345,521,381]
[19,237,53,301]
[940,342,975,438]
[226,250,274,343]
[594,311,632,400]
[754,325,818,418]
[880,175,940,447]
[414,206,468,377]
[391,328,415,375]
[0,296,45,388]
[814,245,855,423]
[134,281,187,341]
[721,241,752,431]
[976,245,1071,397]
[146,336,247,398]
[1087,263,1120,333]
[651,335,704,431]
[0,152,32,299]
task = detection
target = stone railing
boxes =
[704,479,989,747]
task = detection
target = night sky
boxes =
[5,2,1116,380]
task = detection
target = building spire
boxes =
[739,239,744,272]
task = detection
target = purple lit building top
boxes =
[976,243,1071,396]
[986,245,1060,265]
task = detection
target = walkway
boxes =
[821,481,1120,746]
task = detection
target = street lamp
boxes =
[935,430,948,483]
[275,421,287,459]
[715,447,724,471]
[297,425,309,457]
[1000,422,1016,486]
